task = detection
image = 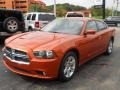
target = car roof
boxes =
[62,17,96,21]
[0,8,22,12]
[26,12,55,15]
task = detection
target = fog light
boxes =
[43,72,47,76]
[36,71,47,76]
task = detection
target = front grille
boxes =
[3,47,30,64]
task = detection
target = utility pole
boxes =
[116,0,119,15]
[35,0,38,12]
[112,0,116,16]
[54,0,56,17]
[102,0,106,19]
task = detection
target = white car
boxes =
[24,12,55,31]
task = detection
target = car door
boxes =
[25,14,32,29]
[78,21,100,64]
[86,21,102,56]
[96,21,110,51]
[31,14,37,28]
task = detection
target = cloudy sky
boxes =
[42,0,120,10]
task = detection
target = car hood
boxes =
[7,31,69,49]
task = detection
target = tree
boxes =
[29,4,42,12]
[46,3,86,16]
[90,6,113,19]
[29,3,87,17]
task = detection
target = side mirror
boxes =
[84,30,96,35]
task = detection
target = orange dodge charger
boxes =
[2,18,115,81]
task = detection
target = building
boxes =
[14,0,29,13]
[0,0,46,13]
[29,0,46,9]
[81,10,92,17]
[0,0,14,9]
[73,10,92,17]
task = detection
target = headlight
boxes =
[33,50,54,59]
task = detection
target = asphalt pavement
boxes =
[0,28,120,90]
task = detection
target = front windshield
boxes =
[42,18,84,35]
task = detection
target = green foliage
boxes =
[29,3,87,16]
[114,10,120,16]
[46,3,87,17]
[28,3,120,18]
[90,6,113,19]
[29,4,43,12]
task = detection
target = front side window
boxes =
[42,18,84,35]
[27,14,31,20]
[32,14,36,20]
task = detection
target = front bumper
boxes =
[3,55,60,79]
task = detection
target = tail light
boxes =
[35,21,40,28]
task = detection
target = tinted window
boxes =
[112,17,120,20]
[27,14,31,20]
[86,21,97,31]
[42,18,84,35]
[32,14,36,20]
[38,14,55,21]
[96,21,107,30]
[67,13,83,17]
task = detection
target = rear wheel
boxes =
[105,40,113,55]
[59,52,77,82]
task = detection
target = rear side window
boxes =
[86,21,98,31]
[38,14,55,21]
[32,14,36,20]
[27,14,31,20]
[96,21,107,31]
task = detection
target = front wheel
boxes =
[105,40,113,55]
[3,17,19,33]
[28,27,33,32]
[59,52,77,82]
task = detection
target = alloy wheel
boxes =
[64,56,76,78]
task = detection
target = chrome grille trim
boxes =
[3,47,30,65]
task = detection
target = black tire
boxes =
[3,17,19,33]
[28,27,33,32]
[117,23,120,27]
[0,36,6,44]
[105,40,113,55]
[59,52,78,82]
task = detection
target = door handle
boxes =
[95,36,102,40]
[98,36,102,40]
